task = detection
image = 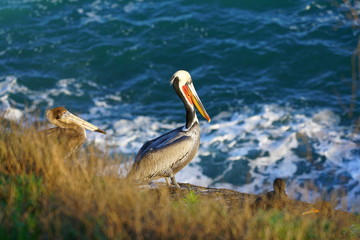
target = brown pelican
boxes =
[44,107,106,158]
[127,70,211,188]
[252,178,288,210]
[263,178,287,201]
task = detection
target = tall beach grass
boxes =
[0,117,358,239]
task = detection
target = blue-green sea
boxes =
[1,0,359,210]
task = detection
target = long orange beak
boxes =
[183,82,211,122]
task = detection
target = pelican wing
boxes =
[134,126,183,163]
[40,127,85,158]
[131,127,194,180]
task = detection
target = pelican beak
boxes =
[184,82,211,122]
[62,111,106,134]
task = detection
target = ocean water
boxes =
[1,0,360,210]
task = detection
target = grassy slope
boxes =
[0,119,359,239]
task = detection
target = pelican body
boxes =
[45,107,106,158]
[128,70,211,188]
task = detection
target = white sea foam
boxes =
[208,106,359,210]
[0,76,28,121]
[0,76,28,96]
[0,76,90,111]
[3,107,24,121]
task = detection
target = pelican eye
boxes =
[55,114,61,119]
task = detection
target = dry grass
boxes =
[0,117,359,240]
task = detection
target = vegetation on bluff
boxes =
[0,118,359,239]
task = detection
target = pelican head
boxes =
[46,107,106,134]
[170,70,211,122]
[273,178,286,194]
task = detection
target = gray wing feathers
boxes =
[134,126,183,163]
[131,134,193,180]
[134,139,155,163]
